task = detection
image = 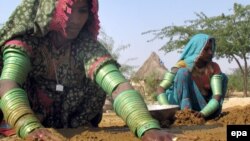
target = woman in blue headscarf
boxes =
[156,33,228,119]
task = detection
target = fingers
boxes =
[26,130,47,141]
[25,128,67,141]
[192,111,203,118]
[175,134,199,141]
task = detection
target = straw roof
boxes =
[134,52,167,80]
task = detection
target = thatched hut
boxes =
[133,52,167,80]
[131,52,168,103]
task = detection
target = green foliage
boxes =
[143,3,250,58]
[227,73,244,92]
[144,73,160,102]
[227,67,250,91]
[98,29,138,78]
[0,23,3,29]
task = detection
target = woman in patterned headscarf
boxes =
[0,0,174,140]
[156,33,228,119]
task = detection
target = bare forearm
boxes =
[0,80,19,97]
[112,82,133,99]
[156,86,165,95]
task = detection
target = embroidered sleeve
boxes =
[1,37,33,57]
[1,37,33,85]
[77,38,118,80]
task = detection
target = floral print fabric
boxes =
[3,33,114,128]
[0,0,113,128]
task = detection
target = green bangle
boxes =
[118,96,146,120]
[113,90,143,115]
[113,90,146,133]
[0,88,42,138]
[1,88,29,112]
[95,64,119,86]
[3,48,28,57]
[1,49,31,84]
[18,115,42,138]
[210,74,222,96]
[159,72,175,89]
[113,89,160,136]
[7,106,34,127]
[136,119,161,138]
[126,110,158,134]
[3,56,30,68]
[200,98,220,117]
[101,70,127,95]
[157,93,169,105]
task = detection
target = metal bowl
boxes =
[147,104,179,122]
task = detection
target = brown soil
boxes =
[1,104,250,141]
[173,109,206,126]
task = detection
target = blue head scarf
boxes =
[179,33,216,71]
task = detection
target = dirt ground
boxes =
[1,95,250,141]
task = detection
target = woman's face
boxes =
[198,39,214,63]
[65,0,89,39]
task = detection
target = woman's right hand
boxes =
[141,129,175,141]
[25,128,67,141]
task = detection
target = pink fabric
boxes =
[5,40,33,55]
[88,55,111,79]
[49,0,100,40]
[88,0,100,40]
[0,120,16,137]
[49,0,73,37]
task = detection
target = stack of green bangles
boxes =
[113,89,160,138]
[157,71,175,105]
[95,63,127,95]
[157,93,169,105]
[0,88,43,138]
[1,48,31,85]
[159,71,175,89]
[95,63,160,137]
[200,98,219,117]
[200,74,222,117]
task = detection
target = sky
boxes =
[1,0,249,74]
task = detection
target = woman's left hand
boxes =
[141,129,175,141]
[193,111,205,118]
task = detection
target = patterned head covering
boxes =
[0,0,100,47]
[179,33,216,71]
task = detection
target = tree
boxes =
[227,67,250,93]
[143,3,250,96]
[98,29,137,78]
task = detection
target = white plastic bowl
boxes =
[147,104,179,121]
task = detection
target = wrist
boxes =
[141,128,160,137]
[200,98,219,117]
[157,93,169,105]
[159,71,175,89]
[95,63,127,95]
[1,88,43,138]
[156,86,165,94]
[136,119,161,138]
[113,89,161,138]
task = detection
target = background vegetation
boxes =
[143,3,250,97]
